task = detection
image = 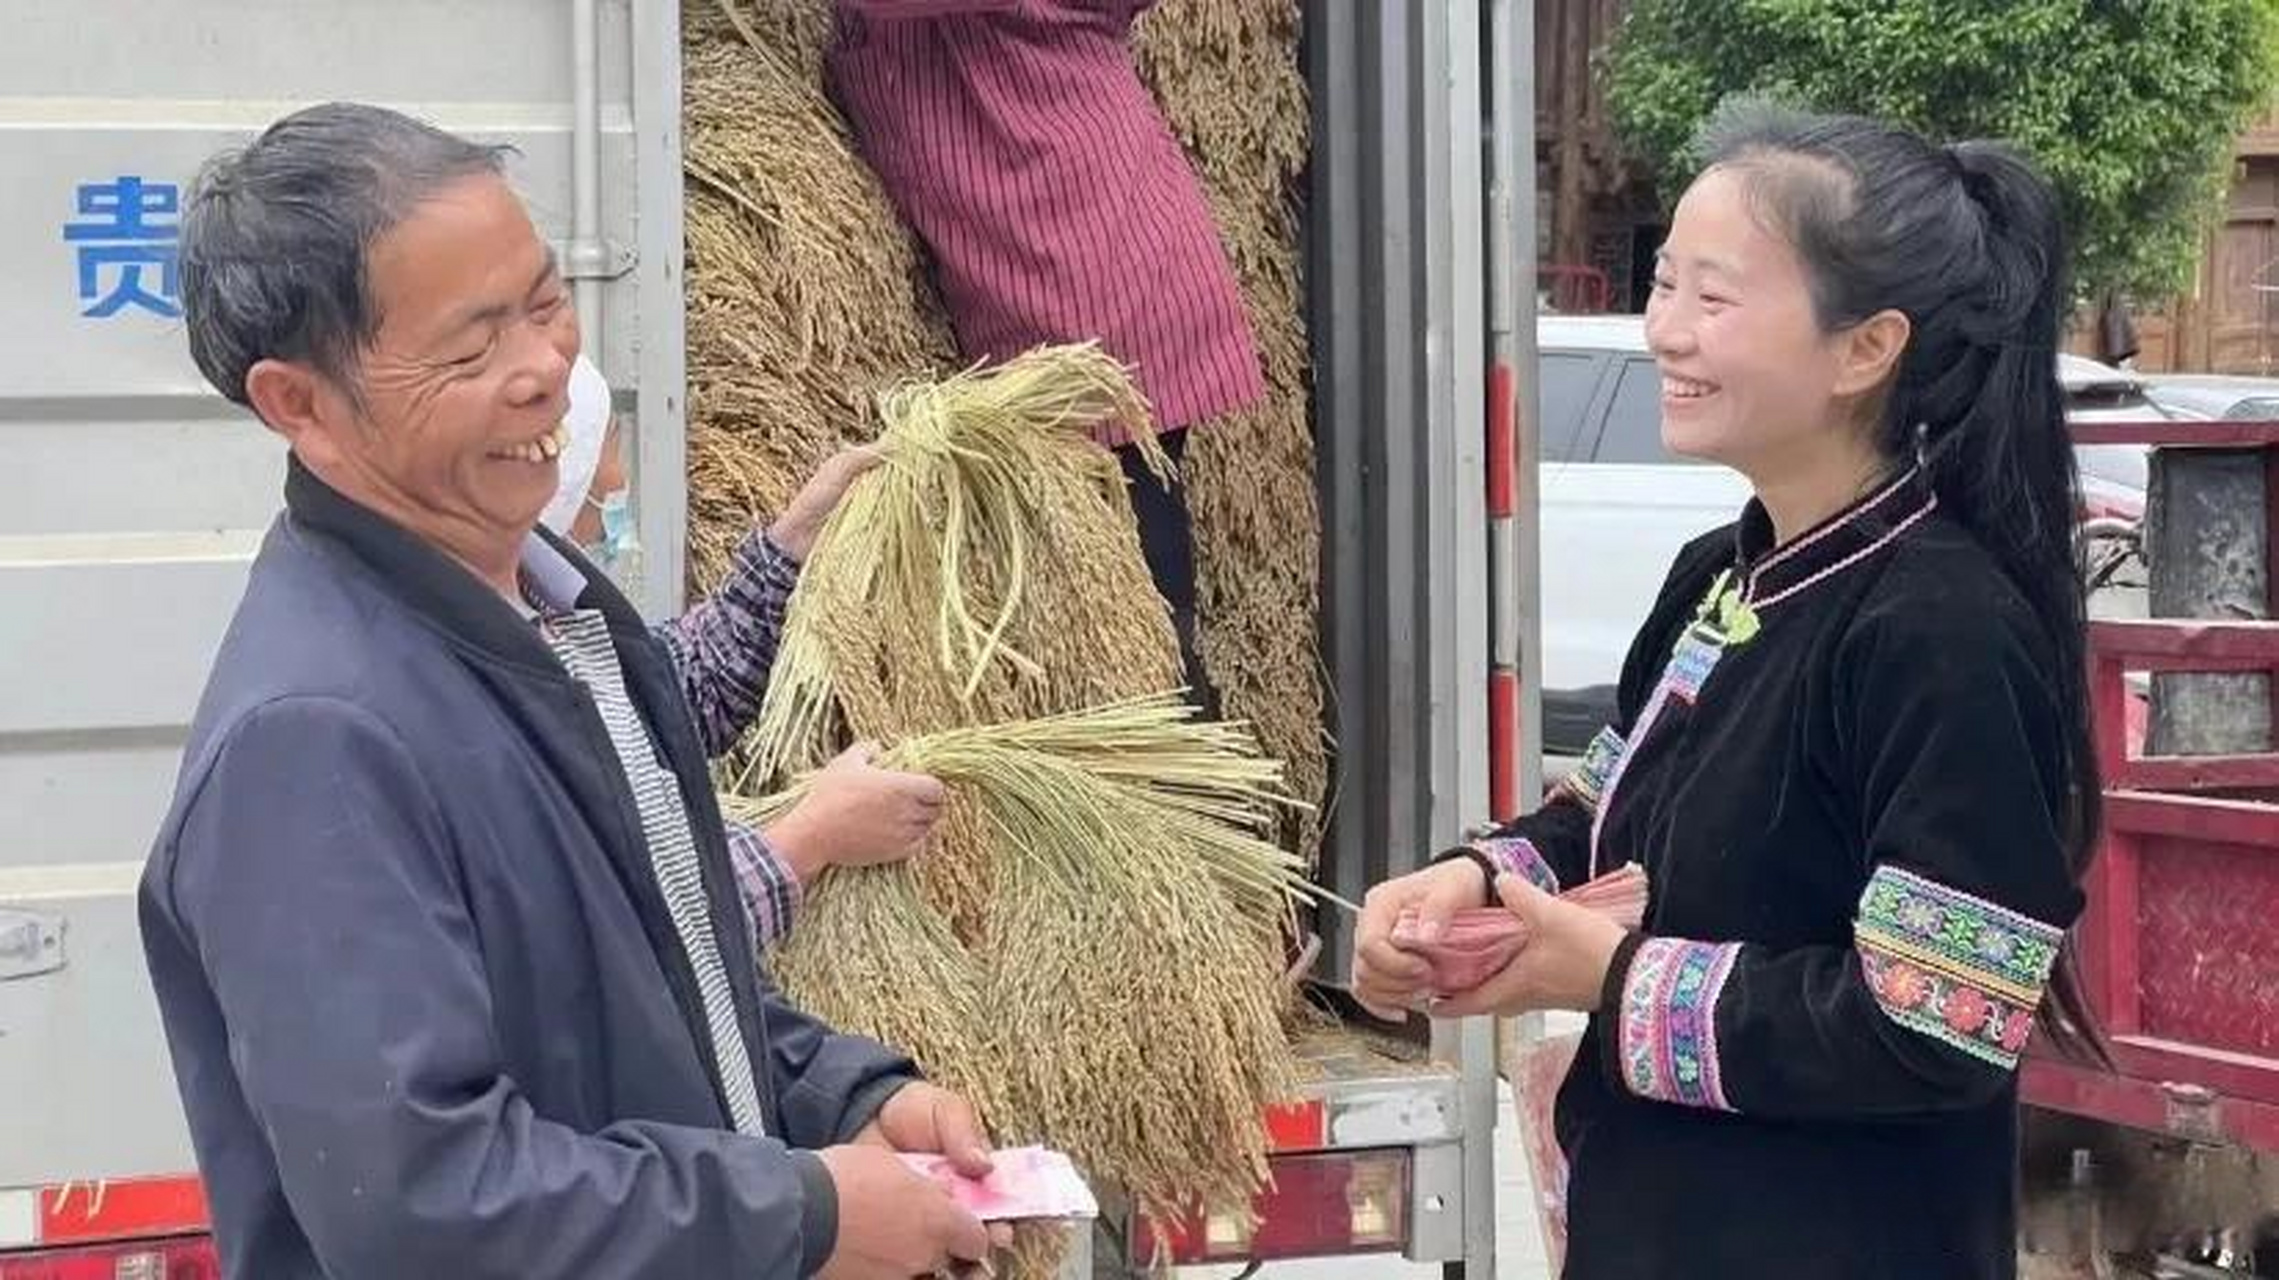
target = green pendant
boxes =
[1717,592,1761,645]
[1690,570,1760,648]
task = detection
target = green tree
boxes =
[1602,0,2279,300]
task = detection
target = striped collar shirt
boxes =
[517,537,768,1136]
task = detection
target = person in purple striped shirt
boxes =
[545,355,942,950]
[829,0,1267,693]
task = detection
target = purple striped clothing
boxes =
[727,821,803,950]
[829,0,1265,441]
[655,530,801,757]
[654,529,805,947]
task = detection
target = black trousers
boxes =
[1116,430,1212,710]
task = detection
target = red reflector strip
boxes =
[1486,362,1518,518]
[1263,1100,1326,1151]
[1490,668,1521,822]
[35,1179,209,1248]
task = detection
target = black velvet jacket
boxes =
[1494,468,2082,1280]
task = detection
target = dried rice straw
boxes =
[728,693,1323,1232]
[743,343,1181,789]
[1134,0,1331,867]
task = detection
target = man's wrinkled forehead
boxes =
[363,174,554,352]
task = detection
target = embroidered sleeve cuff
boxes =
[1611,935,1742,1112]
[1476,836,1561,894]
[726,821,804,950]
[1551,725,1626,815]
[1855,865,2063,1070]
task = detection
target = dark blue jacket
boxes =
[140,461,912,1278]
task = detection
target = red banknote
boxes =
[1391,863,1649,996]
[899,1147,1100,1222]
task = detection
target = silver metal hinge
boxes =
[555,238,637,281]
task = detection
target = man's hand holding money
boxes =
[818,1082,1010,1279]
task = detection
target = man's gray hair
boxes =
[181,102,514,408]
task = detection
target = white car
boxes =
[2143,372,2279,423]
[1535,315,2163,750]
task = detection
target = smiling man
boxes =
[137,103,999,1280]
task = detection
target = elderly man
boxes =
[138,102,999,1279]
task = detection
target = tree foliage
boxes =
[1603,0,2279,299]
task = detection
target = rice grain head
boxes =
[682,4,957,593]
[746,344,1183,787]
[735,694,1316,1257]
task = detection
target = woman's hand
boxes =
[1352,859,1489,1020]
[1431,875,1630,1019]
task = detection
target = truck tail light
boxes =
[0,1236,220,1280]
[0,1178,215,1279]
[1132,1148,1412,1266]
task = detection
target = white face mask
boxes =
[582,488,640,572]
[541,355,615,537]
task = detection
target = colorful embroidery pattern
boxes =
[1854,865,2063,1069]
[1619,937,1741,1112]
[1555,726,1627,814]
[1478,836,1561,894]
[1664,628,1723,702]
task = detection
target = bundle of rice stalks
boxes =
[744,343,1183,791]
[730,797,1011,1120]
[677,2,1338,1259]
[681,0,957,589]
[1133,0,1330,867]
[681,0,1331,871]
[728,693,1316,1232]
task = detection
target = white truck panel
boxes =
[0,12,1491,1278]
[0,0,654,1185]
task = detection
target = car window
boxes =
[1536,351,1603,463]
[1595,356,1688,464]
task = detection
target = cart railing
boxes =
[2023,419,2279,1152]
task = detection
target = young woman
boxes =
[1355,105,2103,1279]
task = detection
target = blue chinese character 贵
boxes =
[63,176,182,319]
